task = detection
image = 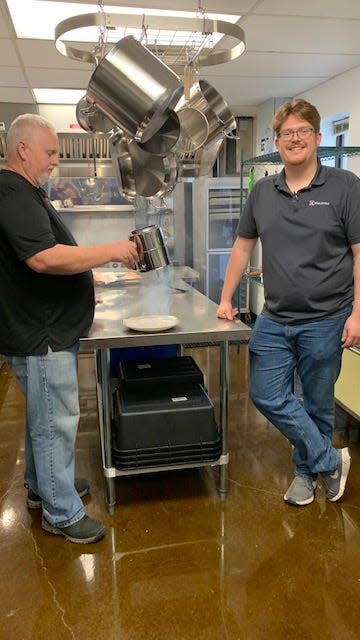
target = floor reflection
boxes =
[0,346,359,640]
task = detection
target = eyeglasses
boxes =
[277,127,315,140]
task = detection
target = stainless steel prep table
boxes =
[81,283,251,513]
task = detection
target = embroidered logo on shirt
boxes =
[308,200,330,206]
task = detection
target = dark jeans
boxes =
[249,305,352,479]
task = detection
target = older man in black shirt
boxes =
[0,114,139,543]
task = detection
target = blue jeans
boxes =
[6,343,85,527]
[248,305,352,480]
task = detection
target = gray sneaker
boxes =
[321,447,351,502]
[284,476,317,506]
[42,514,105,544]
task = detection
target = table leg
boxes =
[218,340,229,499]
[96,348,116,513]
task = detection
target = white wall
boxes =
[38,104,79,132]
[296,64,360,175]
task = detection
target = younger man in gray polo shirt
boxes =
[217,98,360,506]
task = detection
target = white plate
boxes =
[123,315,178,332]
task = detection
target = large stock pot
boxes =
[87,36,183,145]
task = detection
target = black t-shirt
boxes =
[0,169,95,355]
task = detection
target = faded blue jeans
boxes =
[6,343,85,527]
[249,305,352,481]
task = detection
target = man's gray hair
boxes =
[6,113,57,157]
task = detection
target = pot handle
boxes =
[147,196,170,211]
[224,130,240,140]
[129,234,144,268]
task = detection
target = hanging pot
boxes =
[138,110,180,155]
[175,106,209,155]
[75,96,114,133]
[129,224,170,272]
[86,35,183,144]
[178,138,224,178]
[110,131,178,200]
[128,140,178,199]
[109,131,137,201]
[177,79,236,148]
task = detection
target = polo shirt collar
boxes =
[274,158,326,191]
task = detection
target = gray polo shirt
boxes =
[237,161,360,323]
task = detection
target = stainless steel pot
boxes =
[178,79,236,148]
[128,140,178,199]
[110,131,178,200]
[175,106,209,155]
[76,96,114,133]
[109,132,137,201]
[129,224,170,272]
[138,110,180,155]
[86,36,183,144]
[178,138,223,178]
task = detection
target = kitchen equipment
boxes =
[138,110,180,155]
[178,79,236,148]
[175,106,209,154]
[110,130,178,200]
[123,315,178,332]
[128,140,178,199]
[129,224,170,272]
[86,35,183,145]
[109,133,136,200]
[178,138,223,178]
[76,95,114,133]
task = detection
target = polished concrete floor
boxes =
[0,344,360,640]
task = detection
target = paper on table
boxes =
[94,271,142,285]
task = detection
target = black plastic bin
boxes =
[118,355,204,392]
[111,435,222,469]
[112,382,218,453]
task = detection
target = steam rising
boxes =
[138,267,173,315]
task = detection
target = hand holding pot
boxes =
[110,240,139,270]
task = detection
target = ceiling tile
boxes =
[0,66,26,86]
[2,0,360,107]
[0,38,21,65]
[26,66,91,89]
[17,39,93,70]
[0,86,35,102]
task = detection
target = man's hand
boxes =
[217,301,239,321]
[111,240,139,270]
[341,312,360,348]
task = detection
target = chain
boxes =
[93,0,108,62]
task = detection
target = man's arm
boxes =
[25,240,139,274]
[217,236,257,321]
[341,242,360,347]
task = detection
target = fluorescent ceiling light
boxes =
[7,1,241,42]
[34,88,85,104]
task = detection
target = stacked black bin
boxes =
[112,356,221,469]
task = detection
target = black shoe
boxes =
[41,514,105,544]
[26,477,90,509]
